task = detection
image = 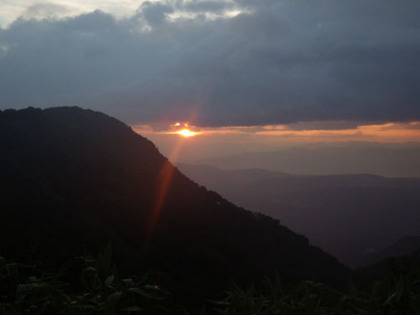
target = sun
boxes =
[176,129,197,137]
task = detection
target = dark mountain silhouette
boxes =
[178,164,420,268]
[0,107,350,303]
[356,244,420,283]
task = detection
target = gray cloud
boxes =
[1,0,419,127]
[284,121,372,131]
[137,1,174,27]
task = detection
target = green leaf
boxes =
[105,274,115,286]
[104,291,122,315]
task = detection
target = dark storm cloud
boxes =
[0,0,419,127]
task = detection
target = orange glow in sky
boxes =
[132,120,420,164]
[175,129,197,137]
[133,121,420,143]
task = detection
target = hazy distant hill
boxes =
[178,164,420,268]
[0,107,350,303]
[379,236,420,258]
[361,235,420,266]
[192,144,420,178]
[176,164,290,193]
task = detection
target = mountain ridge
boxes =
[0,107,351,302]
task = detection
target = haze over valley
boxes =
[178,163,420,268]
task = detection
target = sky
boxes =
[1,0,420,161]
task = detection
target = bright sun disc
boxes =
[176,129,197,137]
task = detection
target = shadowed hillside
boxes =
[0,107,350,304]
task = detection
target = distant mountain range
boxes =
[0,107,350,303]
[189,144,420,178]
[178,164,420,268]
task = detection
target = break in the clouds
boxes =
[0,0,419,127]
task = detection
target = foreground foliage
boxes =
[216,262,420,315]
[0,245,172,314]
[1,251,420,314]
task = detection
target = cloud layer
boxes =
[1,0,419,127]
